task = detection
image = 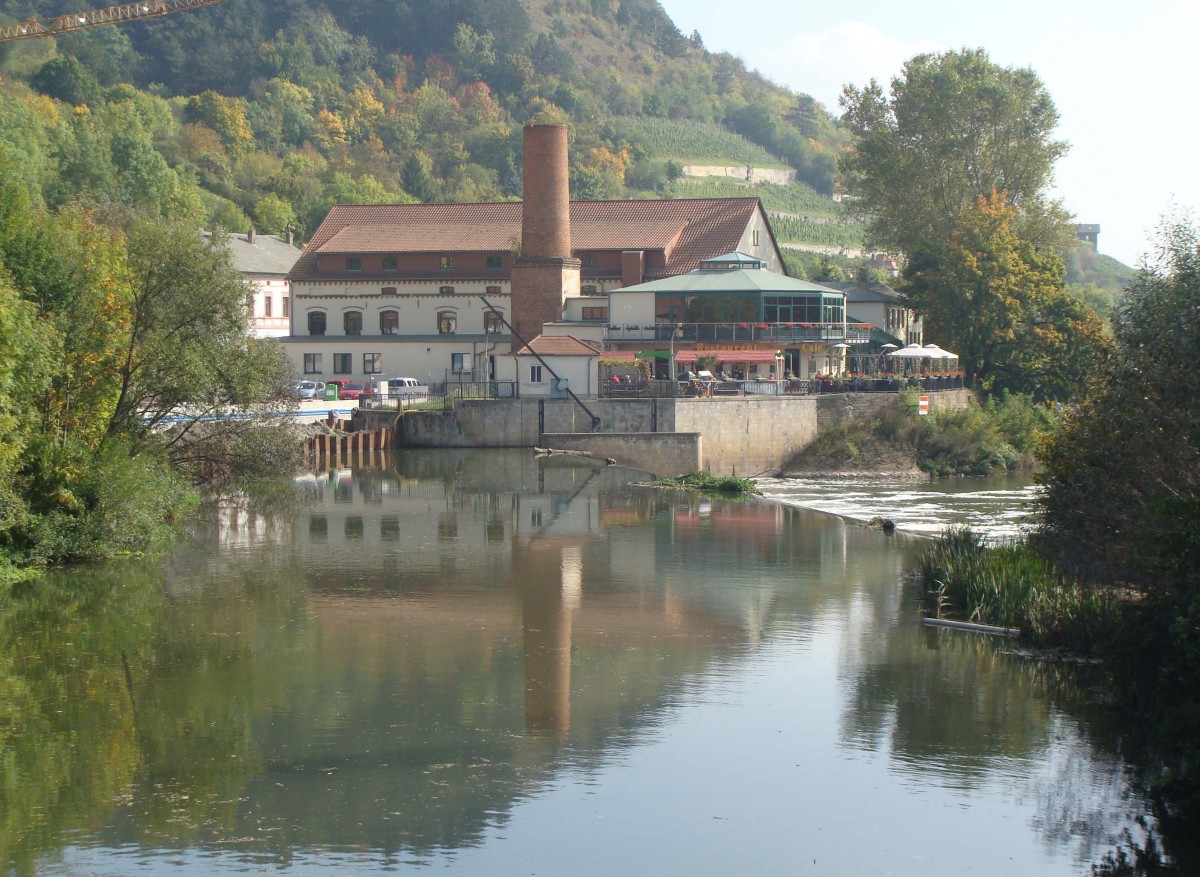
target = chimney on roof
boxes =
[286,227,294,247]
[510,125,581,342]
[247,228,256,244]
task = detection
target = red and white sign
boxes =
[918,395,930,416]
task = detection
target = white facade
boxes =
[498,351,598,398]
[249,276,292,338]
[284,280,513,384]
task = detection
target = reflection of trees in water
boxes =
[1,452,770,866]
[838,583,1168,871]
[0,549,313,873]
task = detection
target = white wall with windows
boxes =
[495,353,597,398]
[286,338,495,386]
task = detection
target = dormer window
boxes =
[345,257,362,272]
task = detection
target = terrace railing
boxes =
[604,322,873,345]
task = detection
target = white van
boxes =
[384,377,429,399]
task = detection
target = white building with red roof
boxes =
[281,133,784,390]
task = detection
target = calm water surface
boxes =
[3,451,1152,875]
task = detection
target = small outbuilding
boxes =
[502,335,601,398]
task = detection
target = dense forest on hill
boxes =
[0,0,844,241]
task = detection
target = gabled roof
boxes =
[513,335,602,357]
[820,281,905,304]
[290,198,766,281]
[202,231,301,276]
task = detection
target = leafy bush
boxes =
[654,471,760,495]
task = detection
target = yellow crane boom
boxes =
[0,0,225,43]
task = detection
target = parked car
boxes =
[386,377,429,398]
[337,381,373,401]
[295,380,325,399]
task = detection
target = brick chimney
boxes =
[510,125,581,342]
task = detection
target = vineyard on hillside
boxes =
[609,117,786,168]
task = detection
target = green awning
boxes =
[634,350,672,360]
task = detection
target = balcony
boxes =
[604,322,873,345]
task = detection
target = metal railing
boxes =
[604,322,873,344]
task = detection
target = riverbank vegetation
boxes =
[784,389,1055,477]
[652,472,760,495]
[915,214,1200,873]
[0,164,299,584]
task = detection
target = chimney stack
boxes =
[247,228,256,244]
[509,125,581,342]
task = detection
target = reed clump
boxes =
[918,526,1120,648]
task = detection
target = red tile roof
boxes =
[513,335,602,357]
[290,198,763,280]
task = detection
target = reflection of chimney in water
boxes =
[520,544,581,737]
[509,124,581,343]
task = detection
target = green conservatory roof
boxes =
[609,265,842,297]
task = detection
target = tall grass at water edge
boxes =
[919,526,1121,651]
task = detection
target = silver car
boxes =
[296,380,325,399]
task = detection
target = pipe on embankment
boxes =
[920,617,1021,637]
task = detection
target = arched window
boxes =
[308,311,326,336]
[380,310,400,334]
[344,311,363,335]
[437,311,457,334]
[484,311,503,333]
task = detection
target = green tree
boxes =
[905,193,1094,395]
[1039,213,1200,590]
[251,193,297,235]
[400,152,436,202]
[30,57,102,108]
[451,23,496,83]
[840,48,1072,256]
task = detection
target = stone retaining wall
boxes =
[392,389,973,476]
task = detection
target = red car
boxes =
[336,381,373,401]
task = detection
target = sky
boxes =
[657,0,1200,268]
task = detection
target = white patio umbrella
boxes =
[922,343,958,360]
[886,343,928,358]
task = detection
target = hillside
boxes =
[0,0,851,244]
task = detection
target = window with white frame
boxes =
[451,352,470,373]
[529,364,543,383]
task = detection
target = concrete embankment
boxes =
[382,390,970,478]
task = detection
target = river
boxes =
[1,450,1159,875]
